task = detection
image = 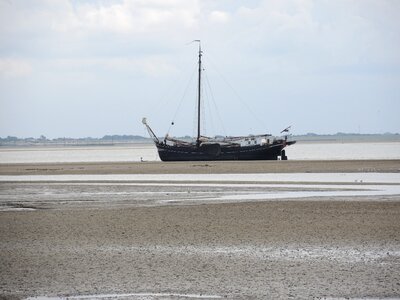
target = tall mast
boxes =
[196,41,202,147]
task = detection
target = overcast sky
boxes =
[0,0,399,138]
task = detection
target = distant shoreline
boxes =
[1,133,399,147]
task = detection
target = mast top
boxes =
[191,39,202,53]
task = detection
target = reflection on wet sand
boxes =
[1,171,399,299]
[1,173,399,211]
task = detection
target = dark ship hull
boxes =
[155,140,296,161]
[143,42,296,161]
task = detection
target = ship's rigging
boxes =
[142,41,295,161]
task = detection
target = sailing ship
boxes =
[142,41,295,161]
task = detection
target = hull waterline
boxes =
[156,141,295,161]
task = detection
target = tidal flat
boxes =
[0,160,399,299]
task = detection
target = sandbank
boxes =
[1,159,400,175]
[1,200,400,299]
[1,159,400,299]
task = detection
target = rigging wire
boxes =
[203,70,227,137]
[204,53,268,132]
[201,75,207,137]
[151,64,190,120]
[166,67,197,136]
[192,94,198,139]
[202,78,214,136]
[152,43,269,139]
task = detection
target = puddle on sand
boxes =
[215,184,400,201]
[97,245,400,264]
[1,173,400,184]
[1,173,399,211]
[25,293,222,299]
[0,207,36,211]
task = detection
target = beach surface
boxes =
[1,159,400,175]
[1,160,400,299]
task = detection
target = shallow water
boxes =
[1,142,400,163]
[1,173,399,211]
[1,172,400,183]
[26,293,222,299]
[286,141,400,160]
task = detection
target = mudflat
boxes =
[1,200,400,299]
[1,160,400,299]
[1,159,400,175]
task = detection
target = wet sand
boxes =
[1,200,400,299]
[1,159,400,175]
[1,160,400,299]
